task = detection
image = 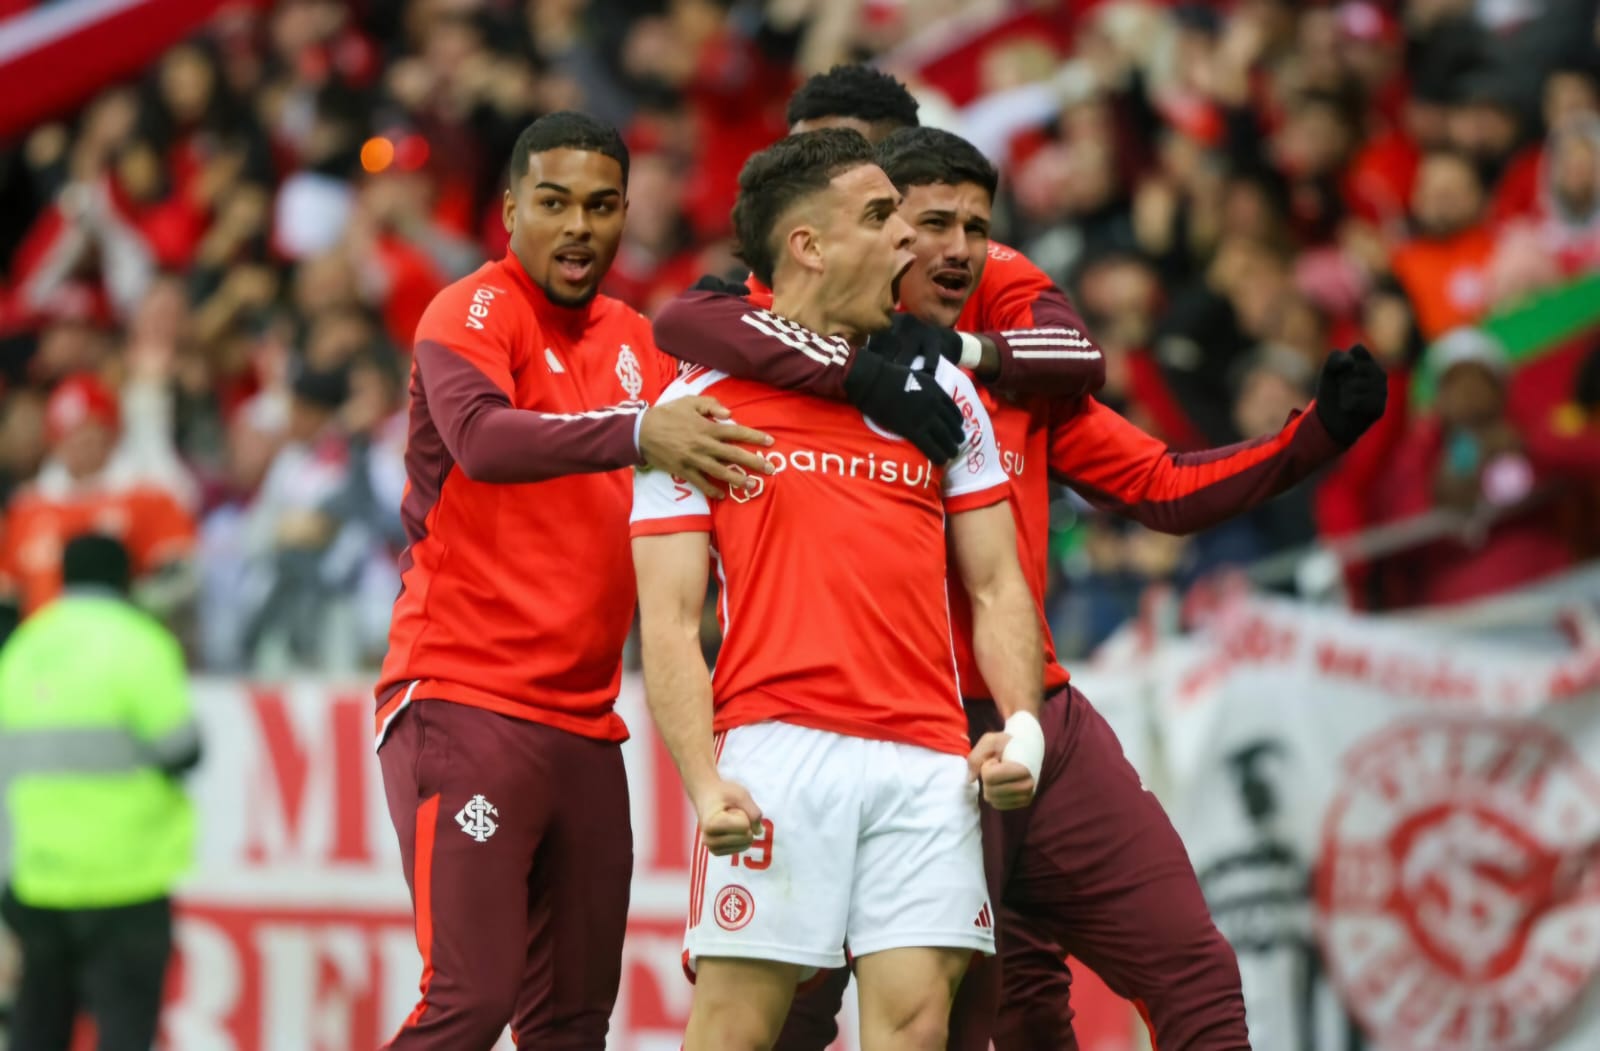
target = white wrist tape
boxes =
[957,331,983,370]
[1002,710,1045,783]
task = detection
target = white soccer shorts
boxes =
[684,720,994,975]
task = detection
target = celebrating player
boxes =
[660,75,1386,1051]
[372,112,778,1050]
[683,63,1105,405]
[631,129,1046,1051]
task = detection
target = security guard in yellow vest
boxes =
[0,534,198,1051]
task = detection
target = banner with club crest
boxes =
[1082,567,1600,1051]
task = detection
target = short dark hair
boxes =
[731,128,877,288]
[875,128,998,201]
[786,65,921,131]
[507,111,630,191]
[62,533,132,595]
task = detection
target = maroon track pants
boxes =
[776,686,1249,1051]
[378,699,633,1050]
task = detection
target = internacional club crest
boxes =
[714,885,755,931]
[456,794,500,843]
[616,344,643,400]
[1314,720,1600,1051]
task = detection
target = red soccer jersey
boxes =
[376,252,676,743]
[664,245,1341,701]
[631,356,1010,757]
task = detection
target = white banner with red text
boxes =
[1111,572,1600,1051]
[160,677,1140,1050]
[135,566,1600,1051]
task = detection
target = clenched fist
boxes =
[692,778,765,856]
[968,732,1037,811]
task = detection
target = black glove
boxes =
[691,273,751,297]
[870,312,964,370]
[1314,344,1388,446]
[843,349,966,462]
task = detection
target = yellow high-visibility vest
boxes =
[0,593,196,908]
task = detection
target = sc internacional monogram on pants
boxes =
[456,794,499,843]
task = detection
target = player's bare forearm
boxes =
[655,290,853,400]
[949,503,1042,718]
[633,532,721,800]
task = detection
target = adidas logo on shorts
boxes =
[973,903,993,930]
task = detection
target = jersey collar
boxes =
[500,250,597,336]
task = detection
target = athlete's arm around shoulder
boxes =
[968,245,1106,399]
[630,442,761,856]
[656,286,967,463]
[656,287,855,398]
[413,276,773,494]
[413,275,642,483]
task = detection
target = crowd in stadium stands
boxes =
[1,0,1599,673]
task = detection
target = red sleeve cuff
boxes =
[631,515,713,538]
[944,483,1010,515]
[1294,402,1346,457]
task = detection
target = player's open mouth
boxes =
[554,247,595,284]
[890,257,915,304]
[931,267,972,302]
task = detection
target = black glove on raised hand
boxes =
[691,273,752,297]
[844,347,966,462]
[1314,344,1388,446]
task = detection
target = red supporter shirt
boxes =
[631,356,1010,757]
[660,245,1345,698]
[0,479,195,614]
[1391,227,1498,342]
[375,252,676,743]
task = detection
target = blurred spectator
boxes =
[202,361,355,672]
[1153,236,1294,444]
[1390,150,1496,341]
[1491,116,1600,301]
[1193,343,1322,568]
[1369,328,1575,607]
[0,375,196,619]
[0,0,1596,664]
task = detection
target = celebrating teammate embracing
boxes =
[373,113,777,1050]
[660,69,1387,1051]
[632,129,1045,1051]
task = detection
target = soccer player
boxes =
[660,115,1386,1051]
[683,63,1104,405]
[372,112,782,1050]
[631,129,1047,1051]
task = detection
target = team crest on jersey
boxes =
[616,345,643,399]
[1314,720,1600,1051]
[986,243,1016,262]
[714,885,755,931]
[728,471,765,503]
